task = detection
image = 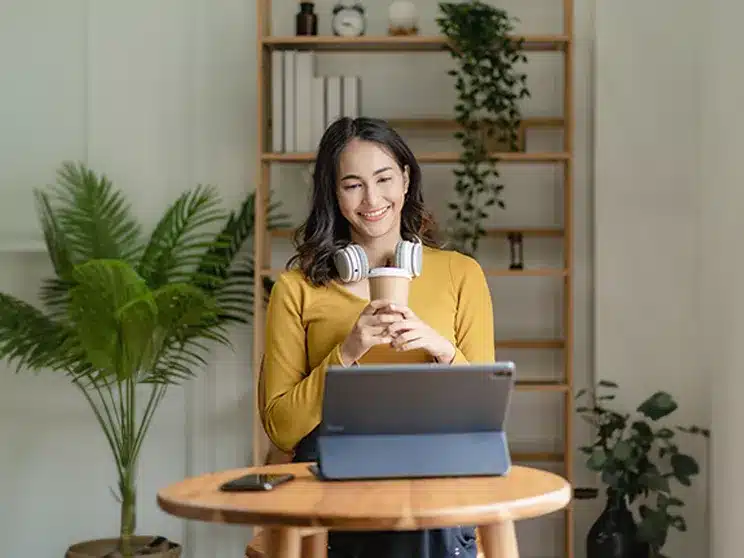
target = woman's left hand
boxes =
[381,303,456,363]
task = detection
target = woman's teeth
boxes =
[360,206,390,221]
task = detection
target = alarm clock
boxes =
[388,0,418,36]
[332,1,366,37]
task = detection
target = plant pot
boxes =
[65,536,182,558]
[586,490,649,558]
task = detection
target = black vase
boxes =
[586,489,649,558]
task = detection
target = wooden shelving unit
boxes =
[253,1,574,556]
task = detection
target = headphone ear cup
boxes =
[394,240,423,277]
[410,240,423,277]
[333,248,353,283]
[350,244,369,282]
[334,244,369,283]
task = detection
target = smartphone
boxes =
[219,472,295,492]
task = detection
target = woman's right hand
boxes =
[339,299,401,366]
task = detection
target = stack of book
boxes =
[271,50,361,153]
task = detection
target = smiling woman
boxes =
[260,117,495,558]
[290,117,439,287]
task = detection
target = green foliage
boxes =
[436,0,529,256]
[0,161,289,555]
[576,381,710,557]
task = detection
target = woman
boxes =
[260,117,495,558]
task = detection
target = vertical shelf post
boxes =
[252,0,271,466]
[562,0,575,556]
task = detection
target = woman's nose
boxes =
[362,184,380,205]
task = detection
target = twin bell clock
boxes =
[331,1,366,37]
[330,1,419,37]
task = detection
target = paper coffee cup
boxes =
[368,267,412,306]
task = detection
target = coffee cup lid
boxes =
[368,266,412,280]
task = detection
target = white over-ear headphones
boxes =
[333,237,423,283]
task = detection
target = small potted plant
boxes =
[0,161,288,558]
[575,380,709,558]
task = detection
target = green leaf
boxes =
[613,440,632,462]
[639,472,670,492]
[587,447,607,471]
[637,391,678,420]
[632,420,653,439]
[637,509,668,545]
[671,453,699,477]
[68,259,154,378]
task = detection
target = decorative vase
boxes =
[586,489,649,558]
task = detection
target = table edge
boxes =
[156,482,572,531]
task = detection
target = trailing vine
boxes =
[436,1,530,256]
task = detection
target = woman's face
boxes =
[336,138,409,244]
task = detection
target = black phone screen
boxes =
[219,473,295,492]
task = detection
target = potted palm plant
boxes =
[0,161,288,558]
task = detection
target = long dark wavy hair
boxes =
[287,117,440,286]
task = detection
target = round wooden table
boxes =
[157,462,571,558]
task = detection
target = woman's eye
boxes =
[378,176,392,183]
[343,183,361,190]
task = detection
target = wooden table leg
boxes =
[477,521,520,558]
[300,530,328,558]
[264,527,302,558]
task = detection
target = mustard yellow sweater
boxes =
[260,246,495,452]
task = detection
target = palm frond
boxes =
[152,282,218,339]
[49,161,143,264]
[34,189,74,279]
[38,277,74,321]
[192,190,290,323]
[138,185,227,289]
[0,293,79,373]
[34,190,77,319]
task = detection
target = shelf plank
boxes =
[483,226,564,238]
[262,151,570,163]
[496,339,565,349]
[515,381,569,393]
[269,226,564,239]
[484,268,568,277]
[261,34,569,53]
[388,116,564,131]
[512,451,564,463]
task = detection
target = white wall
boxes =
[594,0,709,556]
[0,1,596,558]
[701,0,744,557]
[0,2,256,557]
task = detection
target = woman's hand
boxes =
[339,299,402,366]
[383,303,456,364]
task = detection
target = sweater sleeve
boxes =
[259,272,345,453]
[448,254,496,364]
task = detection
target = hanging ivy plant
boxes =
[436,1,530,256]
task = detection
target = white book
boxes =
[311,76,326,149]
[283,50,296,152]
[325,76,342,128]
[270,50,284,152]
[294,51,314,152]
[341,76,360,118]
